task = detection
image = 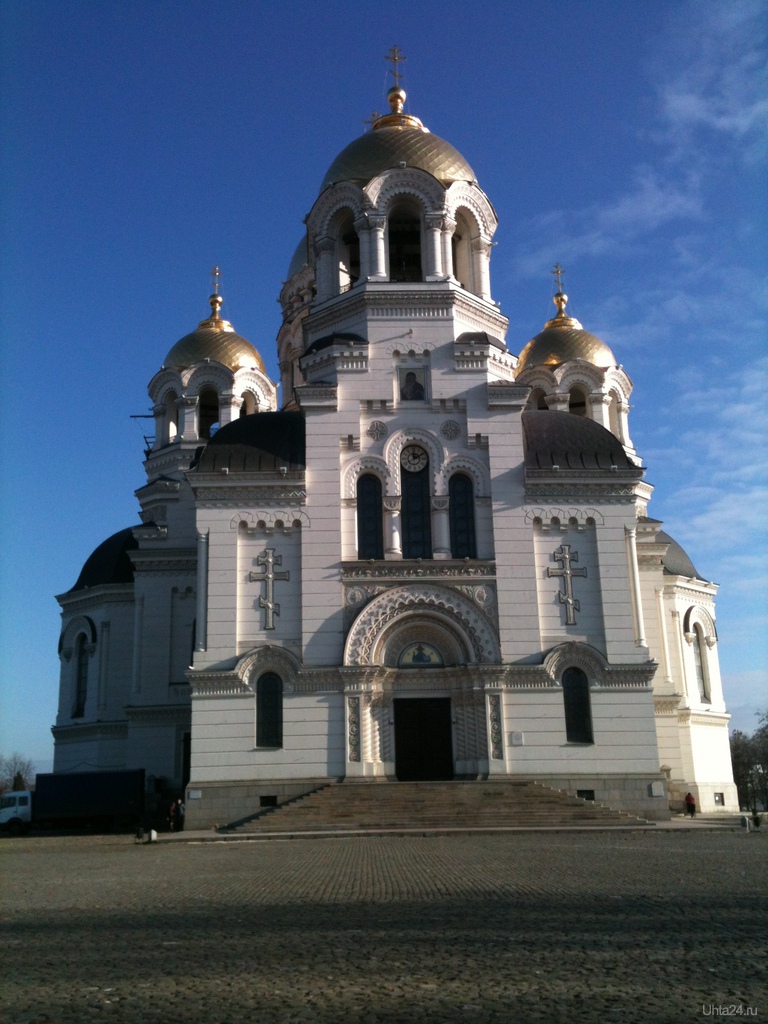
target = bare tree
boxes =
[0,753,36,794]
[730,710,768,812]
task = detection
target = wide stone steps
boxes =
[225,780,649,834]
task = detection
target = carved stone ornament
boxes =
[367,420,388,442]
[441,420,461,441]
[347,696,361,762]
[488,694,503,760]
[344,583,501,667]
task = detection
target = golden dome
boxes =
[516,291,616,373]
[319,86,475,191]
[163,289,266,374]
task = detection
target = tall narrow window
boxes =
[198,388,219,439]
[401,447,432,558]
[449,473,477,558]
[357,474,383,559]
[73,636,88,718]
[692,626,710,703]
[562,667,593,743]
[568,387,587,416]
[256,673,283,747]
[388,204,423,282]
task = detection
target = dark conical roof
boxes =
[69,527,139,592]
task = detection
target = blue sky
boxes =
[1,0,766,771]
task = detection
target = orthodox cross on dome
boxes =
[249,549,290,630]
[385,45,406,84]
[551,263,565,292]
[547,544,587,626]
[210,265,222,295]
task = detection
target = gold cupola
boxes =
[516,288,617,373]
[319,83,476,192]
[163,269,266,373]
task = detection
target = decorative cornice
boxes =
[51,720,128,742]
[123,704,191,724]
[342,560,496,581]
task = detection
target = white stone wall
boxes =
[533,522,606,654]
[191,692,345,782]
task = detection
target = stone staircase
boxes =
[222,780,651,835]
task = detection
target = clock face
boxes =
[401,445,428,472]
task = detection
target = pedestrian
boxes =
[168,800,176,832]
[176,797,185,832]
[684,792,696,818]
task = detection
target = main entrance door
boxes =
[394,698,454,781]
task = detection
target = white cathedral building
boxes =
[53,81,738,825]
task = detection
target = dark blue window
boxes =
[356,474,383,559]
[257,673,283,748]
[449,473,476,558]
[402,464,432,559]
[562,668,593,743]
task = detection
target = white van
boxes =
[0,791,33,834]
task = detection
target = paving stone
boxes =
[0,831,765,1023]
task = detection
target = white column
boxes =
[218,395,242,428]
[617,400,632,447]
[588,393,612,429]
[546,393,570,414]
[367,214,387,280]
[655,587,674,685]
[354,216,371,280]
[179,396,198,440]
[441,217,456,281]
[472,237,492,301]
[195,532,208,652]
[424,213,444,280]
[672,610,690,703]
[131,594,144,695]
[151,403,165,449]
[314,236,336,301]
[431,496,451,558]
[624,526,647,647]
[383,497,402,559]
[97,621,110,710]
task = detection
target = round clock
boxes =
[401,445,428,472]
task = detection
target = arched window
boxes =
[198,388,220,439]
[401,448,432,558]
[239,391,257,417]
[256,673,283,748]
[568,386,587,416]
[388,202,423,282]
[692,626,710,703]
[72,635,88,718]
[356,474,383,559]
[608,390,621,438]
[451,212,473,290]
[526,388,549,411]
[449,474,476,558]
[562,667,593,743]
[165,390,178,442]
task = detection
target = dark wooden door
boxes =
[394,698,453,781]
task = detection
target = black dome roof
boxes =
[192,412,306,473]
[69,527,139,592]
[658,530,706,580]
[522,411,642,474]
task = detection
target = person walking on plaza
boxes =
[168,800,177,832]
[175,797,185,832]
[684,792,696,818]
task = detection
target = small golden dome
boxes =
[516,291,616,373]
[163,277,266,374]
[320,85,475,191]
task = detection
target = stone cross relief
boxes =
[547,544,587,625]
[249,549,290,630]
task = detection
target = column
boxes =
[655,587,674,685]
[195,532,208,652]
[314,236,336,301]
[219,395,243,428]
[383,497,402,559]
[179,396,198,440]
[441,217,456,281]
[366,214,387,280]
[472,237,492,301]
[431,496,451,558]
[354,216,371,280]
[424,213,444,280]
[624,525,647,647]
[131,594,144,695]
[588,393,612,430]
[617,400,632,447]
[546,393,570,414]
[151,403,165,449]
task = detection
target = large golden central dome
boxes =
[319,85,475,191]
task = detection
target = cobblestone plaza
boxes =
[1,830,766,1023]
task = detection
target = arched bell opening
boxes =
[526,387,549,411]
[335,210,360,293]
[198,387,220,440]
[239,390,258,417]
[451,210,474,291]
[568,385,588,417]
[387,200,424,282]
[165,390,179,442]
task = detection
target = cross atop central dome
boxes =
[319,84,476,192]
